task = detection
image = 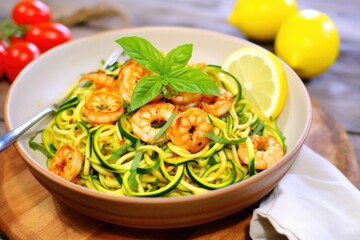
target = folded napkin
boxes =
[250,145,360,240]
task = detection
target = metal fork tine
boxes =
[0,48,130,152]
[102,48,128,69]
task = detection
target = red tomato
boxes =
[26,22,71,52]
[0,44,6,78]
[12,0,51,25]
[4,41,41,82]
[9,35,26,45]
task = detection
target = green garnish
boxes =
[150,112,176,145]
[96,105,107,110]
[129,141,143,188]
[29,132,53,158]
[204,133,246,145]
[115,36,220,111]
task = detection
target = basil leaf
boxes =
[150,113,176,144]
[29,132,53,158]
[116,36,222,110]
[253,121,264,135]
[115,36,164,74]
[168,67,220,96]
[163,44,192,73]
[204,133,246,144]
[130,75,163,111]
[129,151,143,188]
[107,143,130,162]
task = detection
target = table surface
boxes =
[0,0,359,238]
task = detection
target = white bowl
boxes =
[5,26,312,229]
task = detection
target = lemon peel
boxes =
[275,9,340,79]
[228,0,298,41]
[223,47,287,119]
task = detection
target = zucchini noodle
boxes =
[30,59,286,198]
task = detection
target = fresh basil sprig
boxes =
[115,36,220,111]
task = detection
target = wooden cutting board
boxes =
[0,98,358,240]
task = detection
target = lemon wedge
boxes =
[223,47,287,119]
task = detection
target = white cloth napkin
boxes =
[250,145,360,240]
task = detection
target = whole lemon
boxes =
[275,9,340,79]
[228,0,298,41]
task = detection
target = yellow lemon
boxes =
[275,9,340,79]
[223,47,287,119]
[228,0,298,41]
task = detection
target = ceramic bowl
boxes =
[4,26,312,229]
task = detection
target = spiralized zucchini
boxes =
[30,61,286,198]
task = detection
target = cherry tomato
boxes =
[12,0,51,25]
[4,41,41,82]
[9,35,26,45]
[0,44,6,78]
[26,22,71,52]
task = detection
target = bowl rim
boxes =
[5,25,313,205]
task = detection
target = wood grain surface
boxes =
[0,101,358,240]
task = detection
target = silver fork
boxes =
[0,48,128,152]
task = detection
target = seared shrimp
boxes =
[238,135,284,170]
[169,108,212,153]
[199,88,233,117]
[118,60,153,102]
[131,102,176,143]
[49,145,83,181]
[79,70,115,89]
[83,90,124,124]
[170,92,203,111]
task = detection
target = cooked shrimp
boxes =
[169,108,213,153]
[170,92,203,111]
[79,70,115,89]
[131,102,176,143]
[238,135,284,170]
[49,145,83,181]
[199,87,233,117]
[83,90,124,124]
[118,60,153,102]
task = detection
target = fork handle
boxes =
[0,108,54,152]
